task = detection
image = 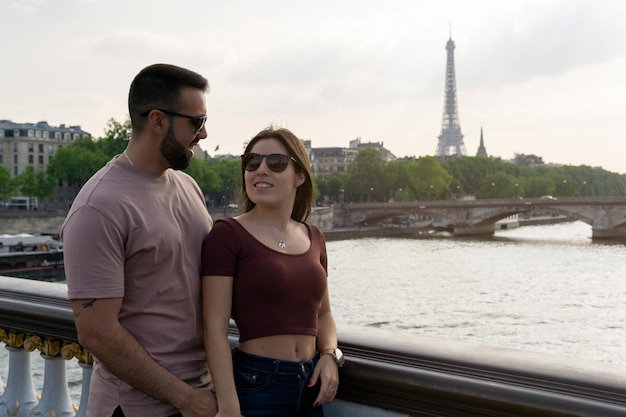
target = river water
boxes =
[1,220,625,405]
[326,220,626,366]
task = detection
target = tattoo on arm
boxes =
[82,299,97,309]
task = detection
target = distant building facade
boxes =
[0,120,91,209]
[0,120,90,176]
[311,137,396,180]
[513,153,544,167]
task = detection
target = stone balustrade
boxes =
[2,275,626,417]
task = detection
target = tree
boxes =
[325,173,346,203]
[197,157,241,207]
[47,145,109,188]
[185,158,222,198]
[477,172,519,199]
[15,166,56,200]
[409,156,453,200]
[97,117,132,156]
[316,173,346,204]
[16,166,38,197]
[0,166,18,202]
[521,176,555,198]
[442,156,512,196]
[386,160,413,199]
[345,148,389,202]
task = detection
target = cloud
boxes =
[10,0,43,13]
[461,0,626,88]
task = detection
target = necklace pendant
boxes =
[278,240,286,249]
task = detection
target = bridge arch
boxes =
[334,198,626,239]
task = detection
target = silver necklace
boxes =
[278,240,286,249]
[123,150,134,167]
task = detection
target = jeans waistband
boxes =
[232,348,320,374]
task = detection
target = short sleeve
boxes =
[201,219,240,277]
[62,205,126,299]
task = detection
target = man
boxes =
[61,64,217,417]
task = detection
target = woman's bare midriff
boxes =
[238,334,317,361]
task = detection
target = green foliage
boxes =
[409,156,453,200]
[520,176,554,198]
[476,172,519,199]
[185,157,241,207]
[18,114,626,206]
[442,157,626,199]
[47,143,109,187]
[0,166,19,201]
[14,166,56,199]
[44,117,131,192]
[97,117,132,156]
[315,152,626,204]
[345,148,390,202]
[185,158,222,196]
[316,173,346,204]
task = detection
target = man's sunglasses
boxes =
[140,109,207,134]
[241,153,298,173]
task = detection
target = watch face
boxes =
[334,348,345,366]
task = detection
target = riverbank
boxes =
[323,215,573,241]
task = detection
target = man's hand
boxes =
[179,387,218,417]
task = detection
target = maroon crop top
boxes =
[201,218,328,342]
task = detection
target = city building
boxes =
[0,119,91,209]
[0,120,90,176]
[311,137,396,180]
[513,153,544,167]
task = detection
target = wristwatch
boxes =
[321,347,345,367]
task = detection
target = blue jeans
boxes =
[232,348,325,417]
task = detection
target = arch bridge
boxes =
[333,197,626,239]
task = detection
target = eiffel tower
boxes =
[435,33,467,158]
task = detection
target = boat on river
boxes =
[0,233,64,280]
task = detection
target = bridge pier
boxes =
[453,223,496,237]
[591,225,626,239]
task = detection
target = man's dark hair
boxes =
[128,63,209,131]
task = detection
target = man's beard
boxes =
[160,124,192,170]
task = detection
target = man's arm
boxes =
[72,297,216,416]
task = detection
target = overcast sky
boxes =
[2,0,625,173]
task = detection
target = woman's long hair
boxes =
[241,127,314,222]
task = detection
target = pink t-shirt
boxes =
[201,218,328,343]
[61,158,212,417]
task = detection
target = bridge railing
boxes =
[2,275,626,417]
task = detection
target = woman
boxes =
[201,127,342,417]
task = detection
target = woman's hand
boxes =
[308,354,339,407]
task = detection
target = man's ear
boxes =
[146,110,168,135]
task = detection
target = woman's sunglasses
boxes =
[241,153,298,173]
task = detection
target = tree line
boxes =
[3,117,625,207]
[317,147,626,203]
